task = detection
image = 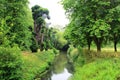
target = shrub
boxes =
[67,45,86,66]
[52,48,59,55]
[0,47,23,80]
[55,32,67,50]
[67,45,80,62]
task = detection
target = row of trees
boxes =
[62,0,120,52]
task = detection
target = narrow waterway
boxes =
[41,52,74,80]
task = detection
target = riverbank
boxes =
[72,58,120,80]
[22,49,58,80]
[69,48,120,80]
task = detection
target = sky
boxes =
[29,0,69,28]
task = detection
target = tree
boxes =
[108,0,120,52]
[64,19,86,48]
[0,0,33,50]
[31,5,50,51]
[62,0,117,52]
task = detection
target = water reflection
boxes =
[52,53,68,74]
[51,68,72,80]
[41,52,74,80]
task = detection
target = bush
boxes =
[0,47,23,80]
[52,48,59,55]
[67,45,86,66]
[55,32,67,50]
[67,45,79,62]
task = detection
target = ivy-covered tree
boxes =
[31,5,50,51]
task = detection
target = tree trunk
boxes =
[88,44,90,51]
[34,21,38,41]
[94,37,103,52]
[96,42,101,52]
[87,38,92,51]
[114,35,117,52]
[114,41,117,52]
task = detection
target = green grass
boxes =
[22,49,56,80]
[82,48,120,63]
[70,48,120,80]
[71,58,120,80]
[90,47,120,52]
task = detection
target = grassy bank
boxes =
[68,48,120,80]
[71,58,120,80]
[0,47,58,80]
[22,49,57,80]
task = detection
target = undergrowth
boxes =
[22,49,56,80]
[69,48,120,80]
[71,58,120,80]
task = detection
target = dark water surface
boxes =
[41,52,74,80]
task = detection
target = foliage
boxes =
[0,0,33,50]
[22,49,56,80]
[30,37,39,52]
[108,1,120,52]
[0,47,57,80]
[40,27,67,50]
[0,47,23,80]
[41,28,57,50]
[31,5,50,51]
[71,58,120,80]
[55,31,67,50]
[66,45,86,67]
[62,0,120,52]
[31,6,68,51]
[67,45,79,62]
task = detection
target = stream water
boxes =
[41,52,74,80]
